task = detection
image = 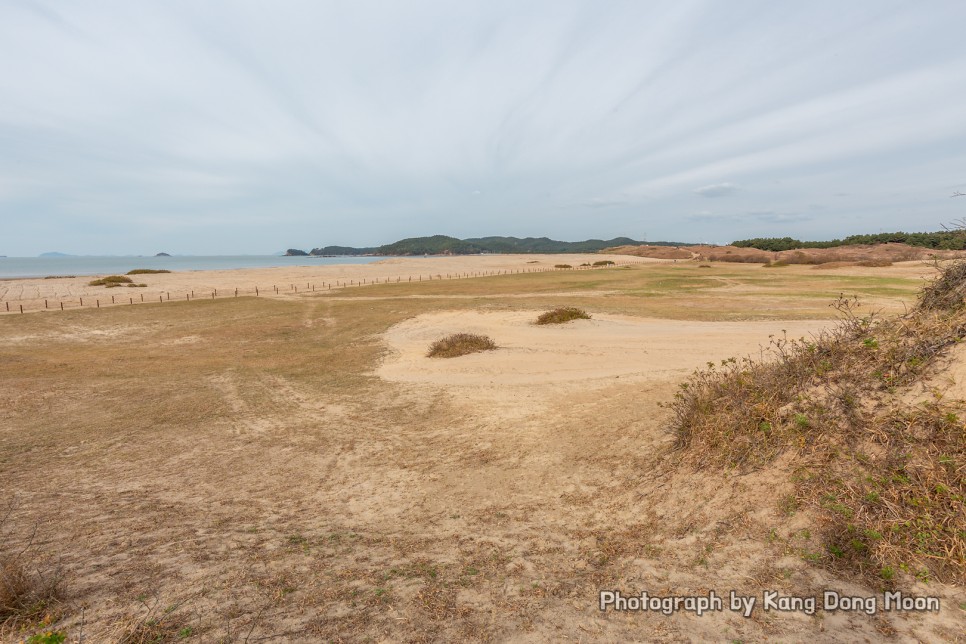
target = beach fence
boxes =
[0,260,641,315]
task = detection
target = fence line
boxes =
[0,260,641,315]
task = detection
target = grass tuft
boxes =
[88,275,132,286]
[535,307,591,325]
[427,333,497,358]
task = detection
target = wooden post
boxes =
[97,300,100,308]
[140,294,144,302]
[20,305,23,314]
[255,286,259,296]
[60,302,64,311]
[235,288,238,296]
[167,292,170,300]
[160,295,163,303]
[4,302,7,312]
[112,296,115,304]
[80,297,83,306]
[186,294,189,301]
[129,298,133,305]
[45,299,48,309]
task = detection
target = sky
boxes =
[2,0,966,255]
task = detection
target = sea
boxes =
[0,255,391,279]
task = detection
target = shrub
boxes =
[427,333,497,358]
[42,276,75,280]
[127,283,148,288]
[592,260,615,266]
[88,275,132,286]
[669,274,966,585]
[698,264,712,268]
[554,264,572,269]
[535,307,591,325]
[126,269,171,275]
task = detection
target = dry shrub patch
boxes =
[554,264,572,269]
[427,333,497,358]
[1,507,66,636]
[125,269,171,275]
[535,307,591,325]
[669,260,966,585]
[88,275,132,286]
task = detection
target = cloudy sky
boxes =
[2,0,966,255]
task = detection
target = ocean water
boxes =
[0,255,391,279]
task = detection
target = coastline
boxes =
[0,253,657,311]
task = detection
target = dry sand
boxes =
[1,255,962,641]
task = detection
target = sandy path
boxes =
[378,310,830,388]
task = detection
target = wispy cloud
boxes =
[694,182,739,198]
[1,1,966,254]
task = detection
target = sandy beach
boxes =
[0,254,653,313]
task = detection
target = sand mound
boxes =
[377,310,830,387]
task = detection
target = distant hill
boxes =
[307,235,686,256]
[310,245,378,256]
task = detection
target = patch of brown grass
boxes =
[427,333,497,358]
[669,262,966,585]
[0,507,66,634]
[88,275,132,286]
[534,307,591,325]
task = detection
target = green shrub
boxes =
[126,269,171,275]
[592,260,615,266]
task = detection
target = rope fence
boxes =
[0,260,641,315]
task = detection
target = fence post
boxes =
[140,294,144,302]
[255,287,259,296]
[80,297,83,306]
[20,305,23,314]
[129,298,133,304]
[5,302,7,312]
[97,300,99,308]
[45,299,48,309]
[160,295,163,303]
[60,302,64,311]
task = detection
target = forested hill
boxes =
[307,235,687,256]
[733,231,966,251]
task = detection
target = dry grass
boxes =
[125,269,171,275]
[0,260,949,640]
[427,333,497,358]
[669,262,966,585]
[88,275,132,286]
[534,307,591,325]
[0,505,66,637]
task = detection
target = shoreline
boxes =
[0,253,656,313]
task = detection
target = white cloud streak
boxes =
[1,0,966,254]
